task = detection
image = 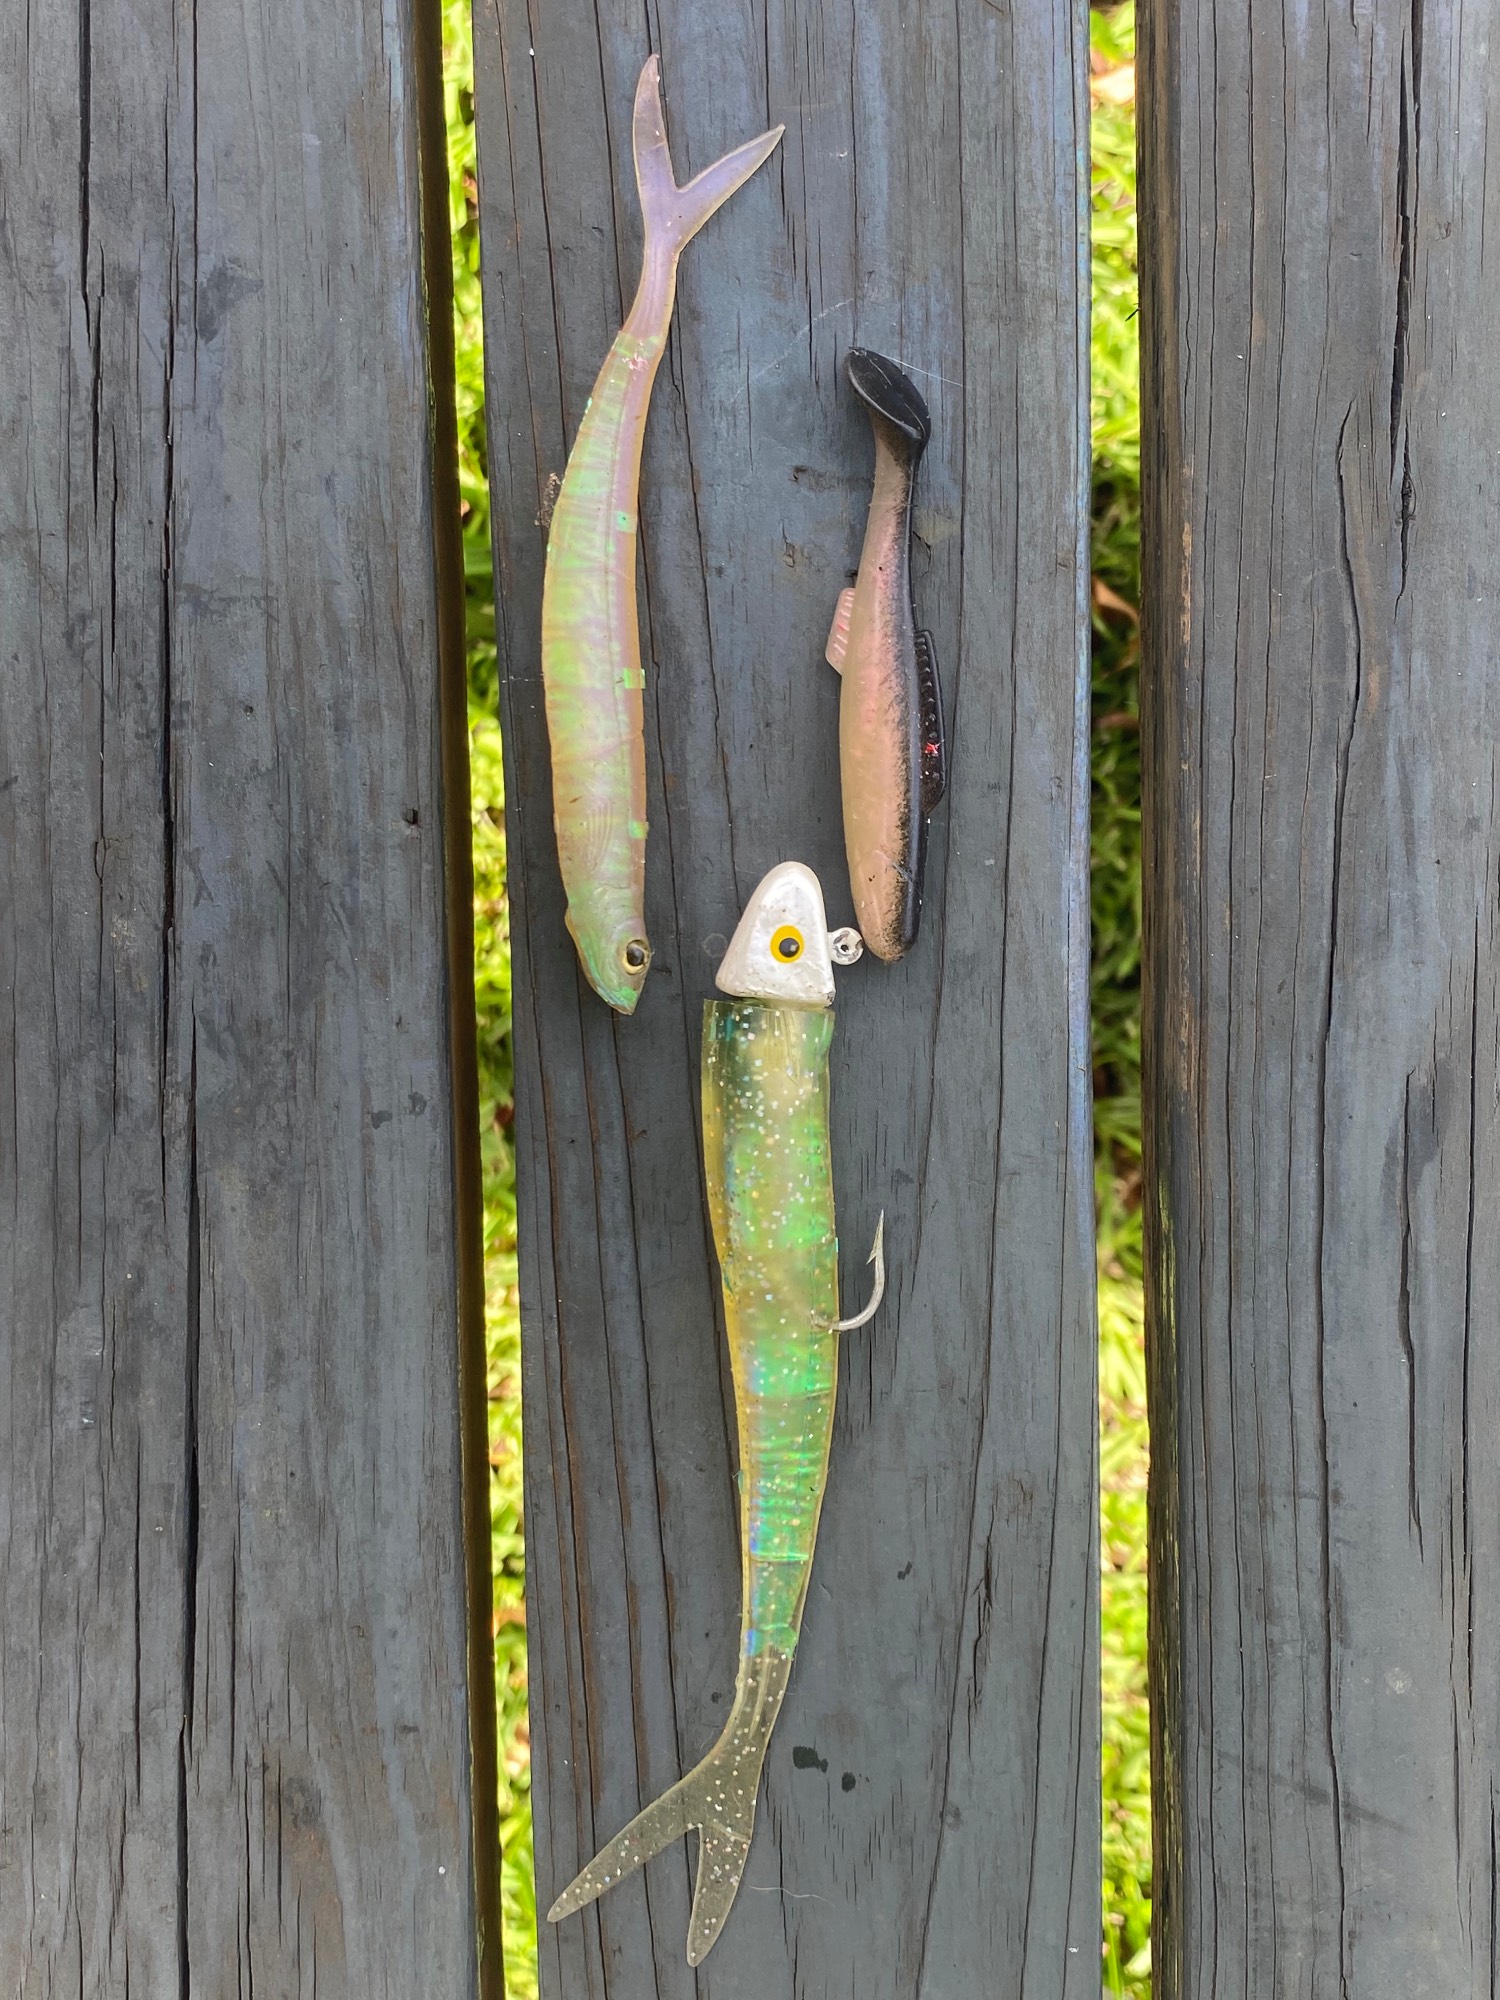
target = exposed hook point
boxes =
[832,1212,885,1331]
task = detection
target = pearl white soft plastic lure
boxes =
[541,59,784,1012]
[548,863,884,1963]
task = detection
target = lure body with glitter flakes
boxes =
[546,863,883,1962]
[540,57,783,1011]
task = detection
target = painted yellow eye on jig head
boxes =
[770,925,804,962]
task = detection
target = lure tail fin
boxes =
[844,347,932,454]
[633,54,784,262]
[548,1648,793,1964]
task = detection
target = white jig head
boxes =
[714,862,863,1007]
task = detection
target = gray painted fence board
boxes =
[1141,0,1500,1992]
[0,0,494,1988]
[473,6,1098,1995]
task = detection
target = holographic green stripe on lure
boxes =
[547,863,883,1962]
[541,59,783,1012]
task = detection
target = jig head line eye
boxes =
[770,926,804,962]
[621,939,651,973]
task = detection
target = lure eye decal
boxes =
[771,926,805,963]
[621,939,651,973]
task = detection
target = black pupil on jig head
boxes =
[778,937,800,959]
[624,941,648,970]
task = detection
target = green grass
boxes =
[1091,6,1150,1992]
[440,4,535,1991]
[442,9,1147,1989]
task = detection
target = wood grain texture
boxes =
[1140,0,1500,1992]
[0,0,494,1987]
[472,5,1097,1994]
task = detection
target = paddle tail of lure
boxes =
[826,348,946,961]
[541,58,784,1013]
[547,866,878,1963]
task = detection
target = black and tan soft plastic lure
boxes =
[825,348,946,961]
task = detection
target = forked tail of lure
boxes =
[632,55,785,264]
[541,60,783,1013]
[547,1649,793,1965]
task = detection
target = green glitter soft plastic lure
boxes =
[541,58,783,1012]
[548,862,883,1963]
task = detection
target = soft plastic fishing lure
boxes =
[542,58,784,1011]
[826,348,947,961]
[548,862,882,1962]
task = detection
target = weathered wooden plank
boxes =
[1140,0,1500,1992]
[473,5,1098,1994]
[0,0,496,1987]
